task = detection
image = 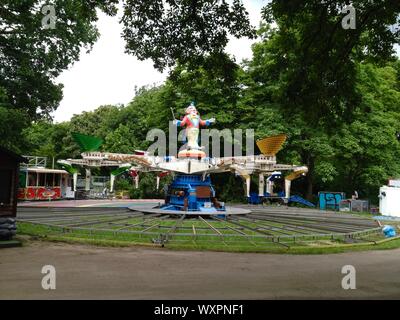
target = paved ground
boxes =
[1,241,399,299]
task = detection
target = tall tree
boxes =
[247,1,400,199]
[331,63,400,200]
[261,0,400,122]
[0,0,118,150]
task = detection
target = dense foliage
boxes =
[121,0,255,70]
[0,0,120,152]
[3,1,400,203]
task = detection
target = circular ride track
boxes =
[17,202,382,250]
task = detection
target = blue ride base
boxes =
[161,174,226,214]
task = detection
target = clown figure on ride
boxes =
[173,102,215,158]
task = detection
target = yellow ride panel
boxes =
[256,134,287,156]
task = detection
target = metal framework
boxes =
[21,156,47,168]
[17,206,381,248]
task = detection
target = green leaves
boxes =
[120,0,255,71]
[258,0,400,123]
[0,0,118,120]
[329,63,400,199]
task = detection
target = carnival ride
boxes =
[17,104,387,248]
[58,103,308,215]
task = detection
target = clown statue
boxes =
[173,102,215,158]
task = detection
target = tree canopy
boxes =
[3,1,400,203]
[260,0,400,122]
[0,0,119,119]
[121,0,255,71]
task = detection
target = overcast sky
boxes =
[53,0,265,123]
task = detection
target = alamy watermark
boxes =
[342,5,356,30]
[341,265,356,290]
[41,5,56,29]
[41,265,56,290]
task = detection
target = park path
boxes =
[0,241,399,299]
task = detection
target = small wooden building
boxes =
[0,146,26,218]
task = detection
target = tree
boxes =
[0,0,119,117]
[0,0,118,151]
[0,86,28,153]
[20,58,400,204]
[23,120,71,160]
[120,0,255,71]
[65,104,124,156]
[246,41,400,200]
[245,1,400,199]
[260,0,400,122]
[331,63,400,201]
[167,57,243,127]
[13,0,400,203]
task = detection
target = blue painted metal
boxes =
[318,192,345,210]
[187,185,198,210]
[248,192,262,204]
[288,195,315,207]
[161,174,225,212]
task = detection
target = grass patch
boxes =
[16,221,400,254]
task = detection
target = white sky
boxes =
[53,0,265,123]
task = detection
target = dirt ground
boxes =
[0,241,399,299]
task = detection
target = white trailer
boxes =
[379,185,400,217]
